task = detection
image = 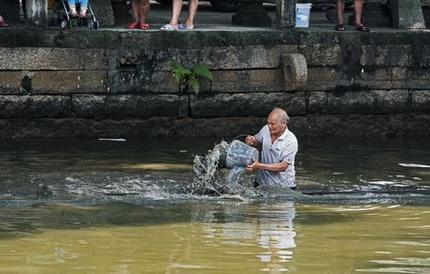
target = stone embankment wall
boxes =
[0,29,429,138]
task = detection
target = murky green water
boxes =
[0,137,429,273]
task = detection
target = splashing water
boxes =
[192,141,229,195]
[191,140,259,196]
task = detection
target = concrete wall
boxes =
[0,29,429,138]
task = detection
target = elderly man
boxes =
[245,108,298,190]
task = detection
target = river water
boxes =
[0,137,429,273]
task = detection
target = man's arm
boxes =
[246,160,289,172]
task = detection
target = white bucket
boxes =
[296,3,312,28]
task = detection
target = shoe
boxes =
[127,22,140,29]
[0,20,8,27]
[334,24,344,31]
[178,23,194,30]
[160,23,178,30]
[356,25,370,32]
[139,23,150,30]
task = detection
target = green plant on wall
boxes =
[170,61,213,94]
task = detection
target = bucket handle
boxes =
[231,134,251,142]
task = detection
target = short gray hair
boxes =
[271,108,290,124]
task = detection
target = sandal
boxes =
[139,23,150,30]
[127,22,140,29]
[356,25,370,32]
[178,23,194,30]
[334,24,344,31]
[160,24,177,30]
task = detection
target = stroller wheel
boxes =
[61,20,69,29]
[87,19,94,29]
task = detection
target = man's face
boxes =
[267,114,285,137]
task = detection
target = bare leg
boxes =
[69,5,78,17]
[353,0,363,26]
[139,0,150,24]
[131,0,139,22]
[80,7,88,17]
[336,0,345,25]
[184,0,198,27]
[169,0,183,26]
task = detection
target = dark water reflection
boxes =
[0,202,429,273]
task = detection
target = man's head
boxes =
[267,108,289,137]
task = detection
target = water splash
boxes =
[191,141,258,196]
[191,141,229,195]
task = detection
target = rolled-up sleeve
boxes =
[281,139,298,165]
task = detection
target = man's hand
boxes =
[246,160,261,172]
[245,135,258,147]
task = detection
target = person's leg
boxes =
[131,0,139,22]
[169,0,183,26]
[353,0,363,26]
[128,0,140,28]
[68,0,78,16]
[138,0,150,24]
[137,0,150,29]
[353,0,369,31]
[184,0,198,28]
[336,0,345,26]
[79,0,88,17]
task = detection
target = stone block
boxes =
[359,68,392,81]
[146,71,180,93]
[0,95,71,118]
[418,45,430,67]
[107,69,178,94]
[356,80,393,90]
[398,69,430,89]
[189,92,306,118]
[361,45,412,67]
[124,45,298,72]
[392,67,407,80]
[304,114,430,137]
[411,90,430,113]
[199,45,297,70]
[0,71,23,94]
[308,91,328,113]
[0,48,106,70]
[326,90,410,114]
[71,94,179,117]
[211,69,283,93]
[299,43,340,66]
[30,71,107,94]
[305,68,337,91]
[172,117,266,138]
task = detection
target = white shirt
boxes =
[255,125,298,188]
